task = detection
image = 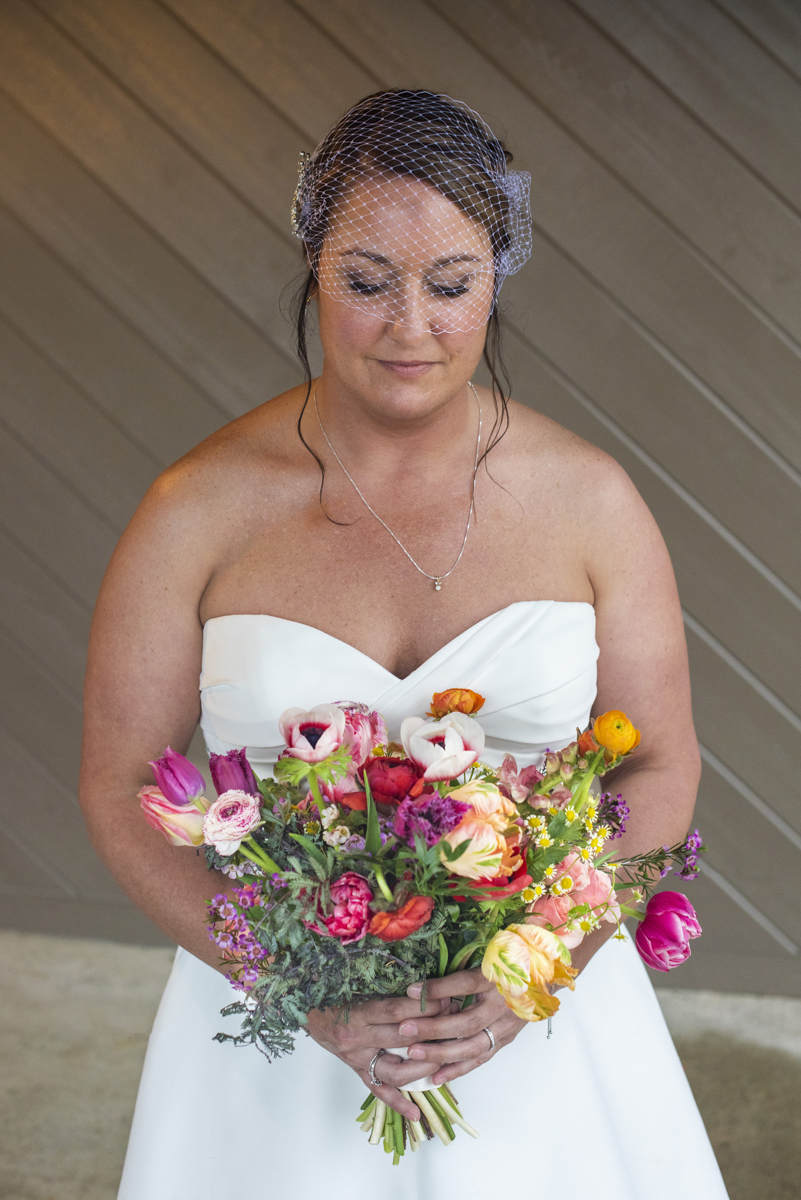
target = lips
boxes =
[378,359,438,376]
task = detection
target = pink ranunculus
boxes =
[279,704,348,763]
[635,891,702,972]
[209,748,259,797]
[323,871,374,944]
[400,711,485,782]
[139,785,208,847]
[499,754,544,803]
[527,893,585,948]
[202,790,262,855]
[148,747,206,807]
[579,866,620,924]
[336,703,388,770]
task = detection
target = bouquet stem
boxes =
[356,1082,478,1162]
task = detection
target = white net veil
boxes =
[291,90,531,334]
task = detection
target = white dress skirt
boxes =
[118,602,729,1199]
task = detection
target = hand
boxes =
[397,968,528,1086]
[305,993,452,1120]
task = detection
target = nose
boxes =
[386,278,433,339]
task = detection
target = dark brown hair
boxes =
[292,89,514,500]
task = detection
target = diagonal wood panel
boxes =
[0,0,797,987]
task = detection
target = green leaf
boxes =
[437,933,448,977]
[441,838,470,863]
[288,833,329,877]
[364,772,382,856]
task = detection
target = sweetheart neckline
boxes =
[202,600,595,685]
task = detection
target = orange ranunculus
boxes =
[577,728,600,757]
[368,895,435,942]
[592,710,641,757]
[427,688,486,719]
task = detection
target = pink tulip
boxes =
[635,891,702,972]
[209,748,259,797]
[139,785,208,847]
[148,746,206,807]
[279,704,347,763]
[400,711,485,782]
[336,703,388,769]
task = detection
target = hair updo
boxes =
[292,89,518,490]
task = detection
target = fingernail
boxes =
[407,984,422,998]
[408,1047,426,1059]
[398,1022,417,1037]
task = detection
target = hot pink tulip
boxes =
[635,891,702,972]
[139,785,208,847]
[209,748,259,797]
[400,711,485,782]
[323,871,374,944]
[279,704,347,763]
[148,746,206,807]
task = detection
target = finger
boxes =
[430,1056,485,1086]
[406,1024,502,1065]
[397,999,499,1047]
[357,1070,420,1121]
[406,969,492,1002]
[356,994,450,1025]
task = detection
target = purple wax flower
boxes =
[209,748,259,797]
[394,793,472,848]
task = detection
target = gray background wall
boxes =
[1,0,800,995]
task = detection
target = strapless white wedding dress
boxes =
[118,602,728,1199]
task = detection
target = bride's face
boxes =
[314,175,494,422]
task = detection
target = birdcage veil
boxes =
[291,90,531,333]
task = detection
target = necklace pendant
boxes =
[434,578,442,591]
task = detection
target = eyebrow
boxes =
[338,250,483,269]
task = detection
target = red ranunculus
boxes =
[368,895,435,942]
[363,757,423,806]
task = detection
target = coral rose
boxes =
[635,891,701,972]
[401,712,484,782]
[427,688,485,719]
[368,895,435,942]
[592,710,641,757]
[323,871,373,944]
[279,703,347,763]
[139,785,208,847]
[202,790,261,855]
[363,757,423,806]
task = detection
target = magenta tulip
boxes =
[635,891,702,972]
[148,746,206,807]
[209,748,259,797]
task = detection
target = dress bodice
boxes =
[199,600,598,771]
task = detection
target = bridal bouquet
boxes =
[140,691,704,1164]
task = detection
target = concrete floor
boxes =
[1,931,800,1200]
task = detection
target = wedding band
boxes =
[368,1048,388,1087]
[483,1026,495,1052]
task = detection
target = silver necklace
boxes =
[314,382,482,591]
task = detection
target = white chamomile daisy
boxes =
[565,807,577,823]
[527,814,547,832]
[536,833,553,849]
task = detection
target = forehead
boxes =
[326,173,492,261]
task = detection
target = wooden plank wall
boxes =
[0,0,799,993]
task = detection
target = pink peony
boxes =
[580,866,620,924]
[279,704,347,763]
[635,892,702,972]
[139,785,208,847]
[336,703,388,769]
[400,711,484,782]
[527,893,584,948]
[203,790,261,855]
[552,853,591,893]
[323,872,374,944]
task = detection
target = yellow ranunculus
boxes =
[592,710,641,757]
[481,924,577,1023]
[439,814,507,880]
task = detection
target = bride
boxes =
[80,90,728,1197]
